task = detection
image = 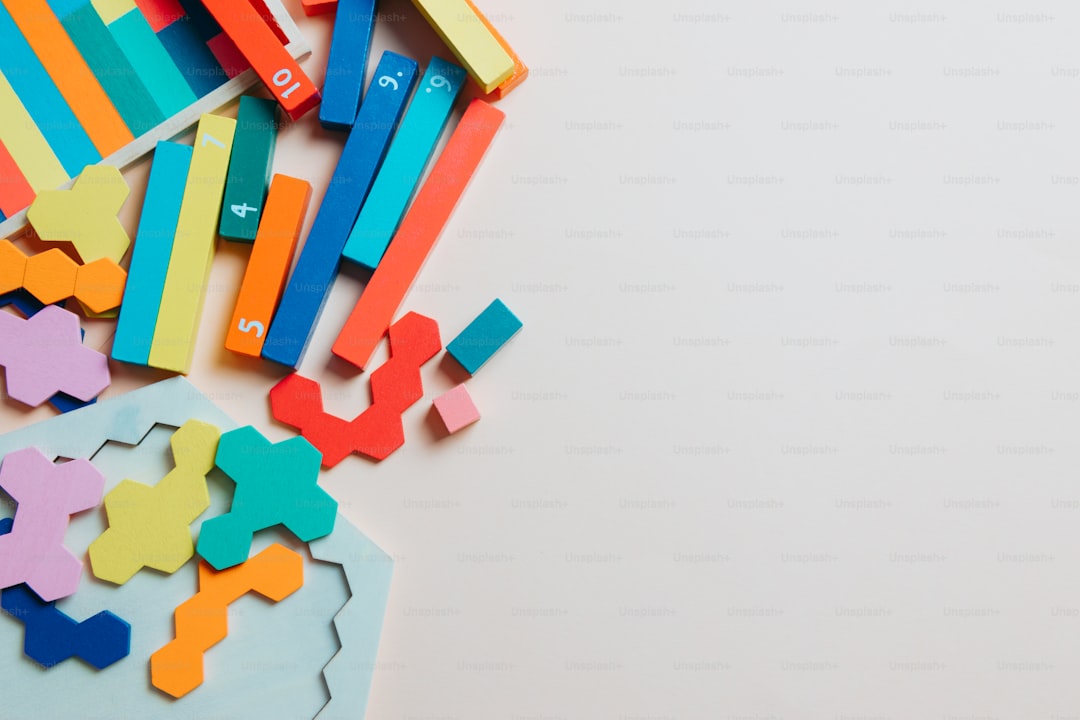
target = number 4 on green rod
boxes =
[220,97,279,243]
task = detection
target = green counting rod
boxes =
[220,96,278,241]
[341,57,466,270]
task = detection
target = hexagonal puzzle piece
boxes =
[270,311,441,466]
[0,583,131,671]
[89,420,221,585]
[150,543,304,698]
[0,305,111,407]
[26,165,131,263]
[0,448,105,601]
[1,516,129,670]
[196,426,337,570]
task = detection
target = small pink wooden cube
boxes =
[433,384,481,434]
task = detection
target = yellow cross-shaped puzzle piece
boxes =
[26,165,131,263]
[88,420,221,585]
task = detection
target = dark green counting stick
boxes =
[219,95,278,242]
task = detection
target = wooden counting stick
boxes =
[197,0,320,119]
[342,56,467,270]
[220,96,279,241]
[113,141,192,366]
[319,0,376,130]
[331,99,504,369]
[226,174,311,358]
[149,113,236,374]
[409,0,514,93]
[262,51,418,369]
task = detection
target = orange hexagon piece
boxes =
[0,240,27,295]
[74,258,126,314]
[23,249,78,305]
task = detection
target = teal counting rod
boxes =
[341,56,466,270]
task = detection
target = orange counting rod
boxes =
[2,0,133,156]
[226,174,311,357]
[197,0,320,120]
[465,0,528,99]
[331,99,505,369]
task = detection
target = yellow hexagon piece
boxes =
[23,249,78,305]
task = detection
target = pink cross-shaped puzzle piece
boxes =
[0,447,105,601]
[0,305,111,407]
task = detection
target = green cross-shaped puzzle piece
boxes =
[197,425,337,570]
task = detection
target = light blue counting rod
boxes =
[341,56,466,270]
[112,141,192,366]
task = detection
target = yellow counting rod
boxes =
[149,113,236,374]
[409,0,514,92]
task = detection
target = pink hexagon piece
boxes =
[0,447,106,601]
[0,305,111,407]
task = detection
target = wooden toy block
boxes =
[409,0,514,93]
[197,0,319,119]
[112,141,191,366]
[108,6,198,118]
[342,56,467,269]
[0,447,105,601]
[0,2,101,177]
[331,99,504,369]
[4,0,134,156]
[300,0,336,16]
[318,0,376,130]
[0,305,111,407]
[226,174,311,357]
[464,0,527,98]
[432,383,480,433]
[88,419,220,585]
[0,583,131,670]
[73,258,127,314]
[0,378,395,718]
[262,51,418,369]
[0,293,101,413]
[5,243,127,312]
[58,1,166,136]
[219,95,278,241]
[271,312,440,466]
[0,290,43,319]
[0,140,36,217]
[0,70,70,193]
[149,113,236,374]
[150,543,304,698]
[23,249,78,305]
[26,165,132,264]
[197,426,336,570]
[0,240,27,295]
[446,297,522,374]
[3,240,125,314]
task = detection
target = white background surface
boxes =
[6,0,1080,717]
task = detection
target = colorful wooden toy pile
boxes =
[0,0,527,715]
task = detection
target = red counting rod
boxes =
[196,0,320,120]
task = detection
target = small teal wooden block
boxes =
[446,298,523,375]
